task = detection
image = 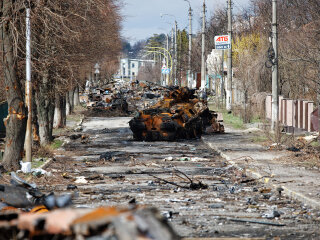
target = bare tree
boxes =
[0,0,122,170]
[0,1,27,170]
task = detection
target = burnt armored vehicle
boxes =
[129,87,224,141]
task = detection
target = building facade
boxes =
[119,58,155,80]
[206,49,227,93]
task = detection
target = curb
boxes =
[77,115,85,126]
[73,115,85,131]
[203,139,320,210]
[41,157,54,170]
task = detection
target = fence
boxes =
[0,101,8,135]
[265,95,317,133]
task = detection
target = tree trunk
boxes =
[48,99,55,137]
[35,71,55,145]
[66,91,71,116]
[32,89,40,146]
[54,93,66,128]
[74,86,80,106]
[69,89,74,112]
[1,1,27,170]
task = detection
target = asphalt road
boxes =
[43,117,320,239]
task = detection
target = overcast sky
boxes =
[121,0,250,44]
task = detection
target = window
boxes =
[132,72,135,76]
[132,63,135,68]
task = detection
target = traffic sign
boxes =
[216,44,231,50]
[215,35,231,50]
[161,68,171,74]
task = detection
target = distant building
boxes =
[119,58,155,80]
[207,49,244,104]
[206,49,227,93]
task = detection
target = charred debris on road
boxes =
[83,81,224,141]
[129,87,224,141]
[0,81,225,239]
[83,81,164,117]
[0,173,179,240]
[1,81,320,239]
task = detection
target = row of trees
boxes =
[128,0,319,121]
[190,0,319,100]
[229,0,320,120]
[0,0,122,170]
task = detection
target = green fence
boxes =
[0,101,8,134]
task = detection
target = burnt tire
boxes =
[129,119,146,131]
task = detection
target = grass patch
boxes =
[310,141,320,148]
[67,105,86,122]
[31,159,46,169]
[50,139,64,149]
[251,115,262,123]
[222,111,245,129]
[67,114,83,122]
[52,126,73,136]
[251,135,268,143]
[32,139,63,160]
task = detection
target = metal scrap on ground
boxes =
[0,206,179,240]
[0,173,179,240]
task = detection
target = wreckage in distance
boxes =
[129,87,224,141]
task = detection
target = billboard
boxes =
[214,35,231,50]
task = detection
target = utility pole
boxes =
[171,28,174,86]
[221,50,224,105]
[271,0,279,131]
[179,31,182,87]
[166,34,169,86]
[25,4,32,166]
[201,1,206,90]
[226,0,233,111]
[318,61,320,136]
[188,6,193,88]
[174,21,178,86]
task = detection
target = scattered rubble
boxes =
[85,87,129,117]
[0,173,72,210]
[1,80,319,239]
[83,81,169,118]
[47,119,320,238]
[83,82,224,141]
[0,206,179,240]
[0,173,179,240]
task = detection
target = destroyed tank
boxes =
[129,87,224,141]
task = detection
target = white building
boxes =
[207,49,244,105]
[206,49,226,93]
[207,49,224,76]
[119,58,155,80]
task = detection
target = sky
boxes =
[121,0,251,44]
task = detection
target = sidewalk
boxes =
[203,125,320,210]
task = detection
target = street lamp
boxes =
[24,0,32,170]
[161,14,178,86]
[201,0,206,90]
[183,0,193,88]
[94,63,100,87]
